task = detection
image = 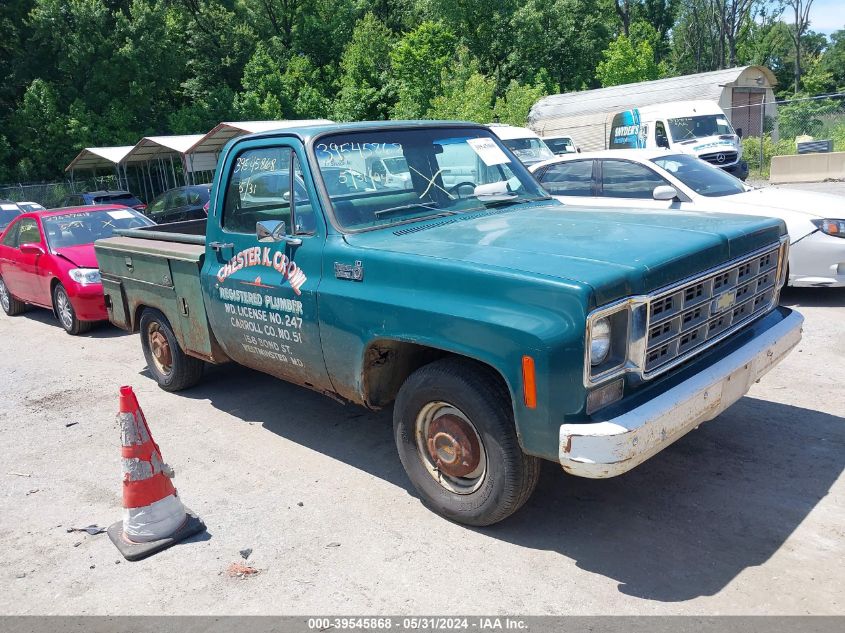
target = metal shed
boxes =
[529,65,777,151]
[186,119,333,156]
[64,146,135,189]
[122,134,209,200]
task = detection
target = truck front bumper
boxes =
[559,309,803,479]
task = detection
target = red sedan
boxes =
[0,205,154,334]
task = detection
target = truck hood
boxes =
[52,244,98,269]
[346,202,785,305]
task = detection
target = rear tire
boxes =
[139,308,204,391]
[393,357,540,526]
[0,276,27,316]
[53,283,91,335]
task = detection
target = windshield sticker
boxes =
[467,138,510,166]
[107,210,134,220]
[216,246,307,295]
[51,212,92,220]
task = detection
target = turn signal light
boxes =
[522,355,537,409]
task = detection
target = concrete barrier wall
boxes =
[770,152,845,184]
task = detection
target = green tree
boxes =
[596,33,659,86]
[493,81,548,127]
[390,21,456,119]
[427,48,496,122]
[821,29,845,91]
[508,0,613,92]
[333,13,396,121]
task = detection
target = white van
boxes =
[488,124,555,167]
[608,100,748,179]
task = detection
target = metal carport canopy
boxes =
[64,146,134,173]
[122,134,206,164]
[186,119,333,155]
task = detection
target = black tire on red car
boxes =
[53,283,92,335]
[139,308,204,392]
[393,357,541,526]
[0,275,28,316]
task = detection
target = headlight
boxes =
[812,219,845,237]
[590,317,611,365]
[68,268,101,285]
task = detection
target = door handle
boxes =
[209,241,234,252]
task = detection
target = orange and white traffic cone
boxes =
[108,385,206,561]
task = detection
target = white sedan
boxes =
[530,149,845,287]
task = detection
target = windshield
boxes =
[314,127,548,231]
[667,115,734,142]
[93,192,143,207]
[500,138,555,164]
[652,154,746,197]
[0,203,21,229]
[42,209,154,248]
[545,138,576,154]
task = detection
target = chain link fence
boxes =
[726,93,845,181]
[0,176,122,208]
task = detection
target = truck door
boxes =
[201,138,332,392]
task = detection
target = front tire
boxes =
[139,308,204,391]
[393,358,540,526]
[0,275,27,316]
[53,283,91,335]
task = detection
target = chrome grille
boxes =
[643,245,780,375]
[701,151,738,166]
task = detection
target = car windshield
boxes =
[93,192,143,207]
[652,154,747,197]
[667,115,734,141]
[0,204,21,229]
[545,138,576,154]
[500,137,555,163]
[314,127,549,231]
[382,157,408,174]
[42,209,153,248]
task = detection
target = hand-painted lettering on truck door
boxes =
[200,140,332,391]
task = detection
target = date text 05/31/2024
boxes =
[306,617,529,630]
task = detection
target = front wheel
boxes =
[394,358,540,526]
[0,276,27,316]
[53,283,91,335]
[139,308,204,391]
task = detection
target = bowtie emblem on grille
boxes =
[712,289,737,314]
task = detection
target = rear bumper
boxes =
[559,309,803,478]
[67,283,108,321]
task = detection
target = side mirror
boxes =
[20,242,45,255]
[736,128,743,139]
[652,185,679,201]
[256,220,302,246]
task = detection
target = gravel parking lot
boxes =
[1,185,843,616]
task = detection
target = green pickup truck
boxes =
[95,121,803,526]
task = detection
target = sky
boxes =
[808,0,843,36]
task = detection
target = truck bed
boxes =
[94,221,227,364]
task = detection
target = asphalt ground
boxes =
[0,182,843,616]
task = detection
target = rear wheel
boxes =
[393,358,540,526]
[0,276,27,316]
[53,283,91,335]
[139,308,204,391]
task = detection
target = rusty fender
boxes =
[560,310,804,479]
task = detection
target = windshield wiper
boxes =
[374,201,441,218]
[479,195,552,208]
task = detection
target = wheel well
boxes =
[49,278,61,314]
[361,340,511,409]
[132,304,155,332]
